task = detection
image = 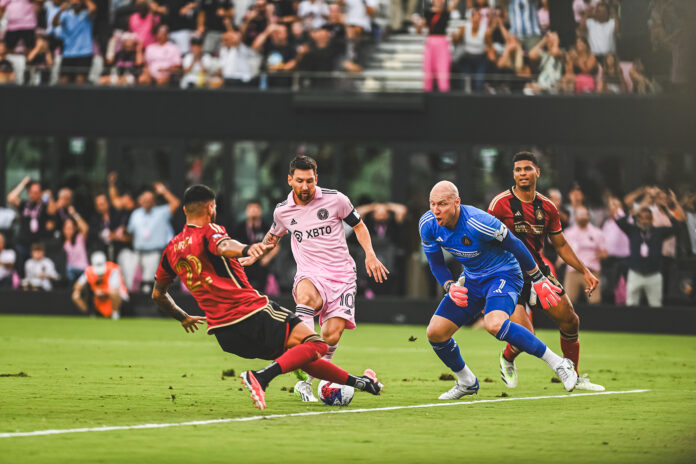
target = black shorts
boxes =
[520,265,566,309]
[4,29,36,51]
[212,302,303,361]
[60,56,93,79]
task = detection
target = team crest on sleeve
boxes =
[293,231,303,243]
[317,208,329,220]
[461,236,472,246]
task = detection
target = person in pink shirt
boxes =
[62,206,89,282]
[562,205,606,304]
[245,155,388,402]
[0,0,38,53]
[129,0,160,49]
[139,24,182,86]
[601,196,630,304]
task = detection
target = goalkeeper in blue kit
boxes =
[420,181,578,399]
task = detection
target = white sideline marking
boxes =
[0,389,649,439]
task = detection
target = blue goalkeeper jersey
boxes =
[419,205,522,281]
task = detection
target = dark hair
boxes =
[637,207,653,217]
[183,184,216,207]
[31,242,45,252]
[289,155,318,176]
[63,217,79,245]
[512,151,538,166]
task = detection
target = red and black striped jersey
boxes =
[155,223,269,333]
[488,188,562,268]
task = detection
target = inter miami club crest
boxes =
[317,208,329,220]
[535,209,545,222]
[293,230,303,243]
[461,236,472,246]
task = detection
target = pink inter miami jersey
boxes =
[270,187,361,284]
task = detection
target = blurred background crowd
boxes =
[1,165,694,308]
[0,0,693,92]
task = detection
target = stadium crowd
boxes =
[0,171,694,309]
[0,0,691,92]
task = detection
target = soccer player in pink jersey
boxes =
[242,155,389,402]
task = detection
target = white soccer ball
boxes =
[317,380,354,406]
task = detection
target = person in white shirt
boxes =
[298,0,329,30]
[180,36,212,88]
[22,242,58,291]
[217,30,257,87]
[581,1,617,58]
[0,233,16,288]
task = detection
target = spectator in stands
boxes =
[625,186,684,298]
[54,0,97,84]
[99,32,143,86]
[601,196,630,304]
[0,233,16,287]
[0,41,16,83]
[682,191,696,256]
[342,0,378,60]
[62,207,89,282]
[416,0,458,93]
[496,33,530,93]
[232,200,279,291]
[579,1,617,60]
[297,27,362,89]
[7,177,55,276]
[324,4,347,55]
[72,251,128,319]
[216,30,256,87]
[537,0,549,33]
[180,36,212,88]
[107,172,136,284]
[129,0,161,49]
[298,0,329,30]
[139,25,182,86]
[22,242,58,290]
[88,193,117,257]
[253,23,298,88]
[25,35,54,85]
[270,0,298,27]
[566,183,588,226]
[525,30,563,94]
[567,36,597,93]
[51,187,74,231]
[451,7,487,93]
[597,52,626,94]
[562,205,606,304]
[44,0,66,53]
[290,19,310,47]
[160,0,197,54]
[572,0,599,24]
[355,201,407,295]
[629,59,657,95]
[240,0,271,47]
[196,0,234,55]
[507,0,541,51]
[125,182,179,291]
[0,0,38,54]
[616,204,682,307]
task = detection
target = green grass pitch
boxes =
[1,314,695,463]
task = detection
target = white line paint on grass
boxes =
[0,389,650,439]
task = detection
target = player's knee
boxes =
[426,324,448,343]
[302,335,329,358]
[484,318,504,337]
[322,331,341,346]
[295,292,321,309]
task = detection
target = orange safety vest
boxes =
[85,262,128,318]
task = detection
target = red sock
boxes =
[503,343,521,362]
[301,359,350,385]
[275,341,328,374]
[560,338,580,374]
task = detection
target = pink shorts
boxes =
[293,275,357,330]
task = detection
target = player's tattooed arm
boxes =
[263,231,280,248]
[217,239,269,260]
[152,281,205,333]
